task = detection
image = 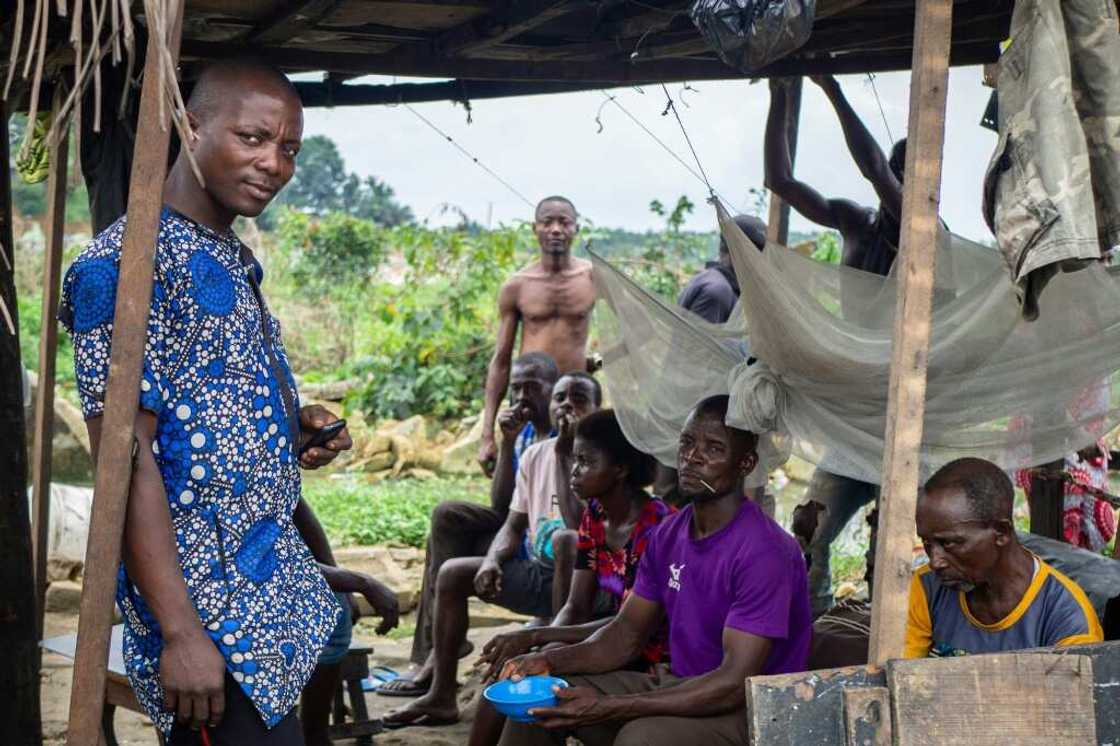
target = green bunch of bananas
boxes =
[15,112,52,185]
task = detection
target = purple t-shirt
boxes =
[632,499,811,678]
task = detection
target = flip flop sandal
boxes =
[360,666,401,692]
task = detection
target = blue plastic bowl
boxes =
[483,676,569,723]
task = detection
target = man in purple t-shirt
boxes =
[495,395,812,746]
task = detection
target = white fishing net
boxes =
[593,201,1120,487]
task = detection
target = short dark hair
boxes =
[889,138,907,183]
[559,371,602,406]
[690,394,759,456]
[923,457,1013,524]
[575,409,657,487]
[720,214,767,254]
[512,351,559,384]
[535,195,578,220]
[187,58,299,121]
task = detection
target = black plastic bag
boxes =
[691,0,816,73]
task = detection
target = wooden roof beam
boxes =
[241,0,346,45]
[181,38,997,86]
[436,0,585,58]
[293,78,622,106]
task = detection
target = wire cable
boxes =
[598,89,741,213]
[866,73,895,144]
[659,82,716,199]
[403,103,536,210]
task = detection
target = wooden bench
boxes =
[42,626,383,744]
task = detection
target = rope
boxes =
[403,103,535,210]
[866,73,895,144]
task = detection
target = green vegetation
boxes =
[302,474,488,547]
[258,135,413,230]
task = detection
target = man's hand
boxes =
[479,628,539,682]
[497,406,528,439]
[555,411,577,460]
[474,558,503,602]
[530,686,617,729]
[298,405,352,470]
[160,628,227,731]
[478,437,498,477]
[358,575,400,635]
[499,650,551,682]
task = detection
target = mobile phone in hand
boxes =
[299,419,346,456]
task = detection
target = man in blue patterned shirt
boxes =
[59,60,348,745]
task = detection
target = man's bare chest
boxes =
[517,275,595,323]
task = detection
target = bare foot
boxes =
[383,691,460,727]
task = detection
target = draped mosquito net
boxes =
[593,201,1120,487]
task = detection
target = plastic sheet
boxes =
[690,0,816,72]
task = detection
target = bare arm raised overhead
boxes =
[764,78,866,233]
[812,74,903,221]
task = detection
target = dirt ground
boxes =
[41,603,530,746]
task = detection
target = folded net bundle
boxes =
[593,202,1120,486]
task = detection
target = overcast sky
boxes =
[302,66,997,242]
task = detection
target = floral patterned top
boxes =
[576,495,675,664]
[59,208,340,733]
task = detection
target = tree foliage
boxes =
[260,135,413,228]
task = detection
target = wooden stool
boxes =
[328,645,383,744]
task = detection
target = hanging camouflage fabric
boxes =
[15,112,51,184]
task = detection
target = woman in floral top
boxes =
[469,409,674,746]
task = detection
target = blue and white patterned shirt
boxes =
[59,208,341,733]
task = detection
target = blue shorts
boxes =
[317,592,353,666]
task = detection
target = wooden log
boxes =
[887,653,1096,745]
[867,0,954,665]
[842,686,891,746]
[31,95,70,642]
[746,664,887,745]
[1029,458,1065,540]
[64,3,185,743]
[767,77,801,245]
[0,97,44,746]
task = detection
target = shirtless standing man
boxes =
[478,196,596,476]
[765,75,906,615]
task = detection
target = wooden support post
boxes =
[767,77,801,245]
[1029,459,1065,540]
[32,98,70,642]
[0,98,45,746]
[867,0,954,665]
[65,4,184,743]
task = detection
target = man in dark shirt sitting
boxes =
[677,214,766,324]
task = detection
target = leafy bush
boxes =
[277,209,388,289]
[811,231,842,264]
[344,223,532,420]
[269,211,534,421]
